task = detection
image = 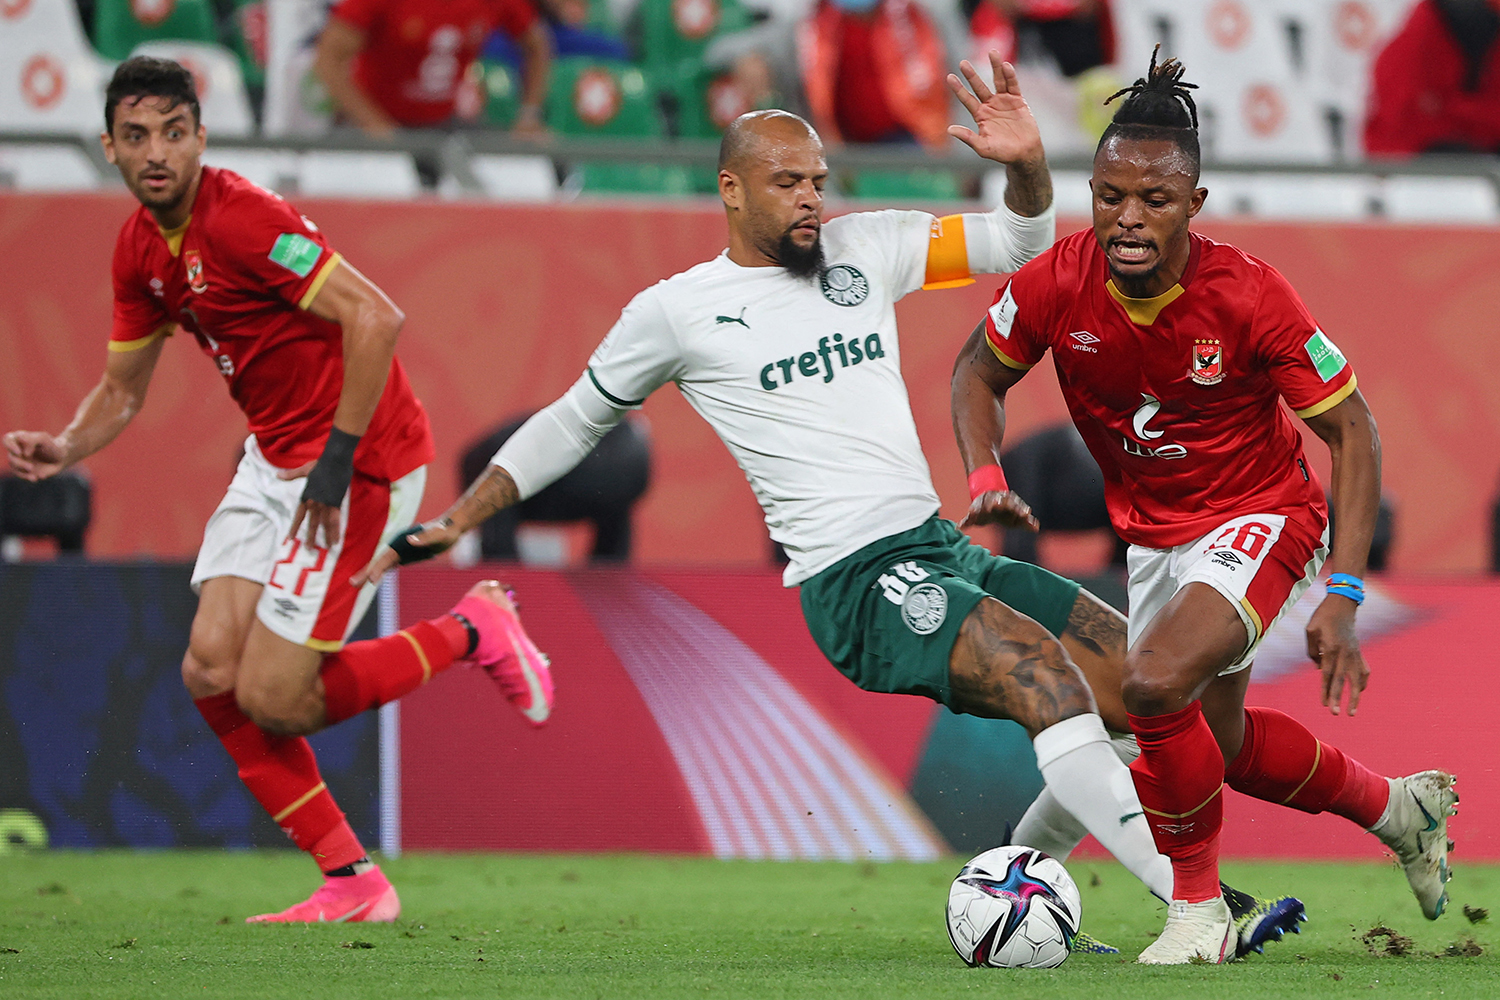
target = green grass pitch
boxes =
[2,852,1497,999]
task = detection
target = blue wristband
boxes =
[1326,583,1365,605]
[1327,572,1365,591]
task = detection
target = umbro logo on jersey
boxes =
[1211,550,1244,568]
[1069,330,1099,353]
[716,307,750,328]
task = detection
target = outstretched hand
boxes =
[947,52,1044,166]
[1307,595,1369,716]
[959,489,1040,532]
[351,518,462,588]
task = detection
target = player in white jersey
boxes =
[357,57,1299,954]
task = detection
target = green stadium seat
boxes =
[848,169,963,202]
[93,0,218,61]
[480,58,521,129]
[228,0,267,90]
[637,0,752,85]
[547,58,695,194]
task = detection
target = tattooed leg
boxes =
[946,596,1097,737]
[948,597,1167,896]
[1058,590,1130,733]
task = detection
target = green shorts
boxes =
[799,515,1081,707]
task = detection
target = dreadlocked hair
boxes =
[1096,45,1201,178]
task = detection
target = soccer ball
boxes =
[945,845,1081,969]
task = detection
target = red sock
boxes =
[1226,707,1390,829]
[1129,703,1225,903]
[319,615,470,726]
[195,691,367,873]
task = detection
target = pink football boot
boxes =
[453,580,554,726]
[246,867,400,924]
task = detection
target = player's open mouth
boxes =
[1108,240,1154,266]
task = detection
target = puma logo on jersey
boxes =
[759,333,886,390]
[716,307,750,328]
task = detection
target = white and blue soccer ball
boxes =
[945,845,1081,969]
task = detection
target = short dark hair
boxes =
[105,56,200,133]
[1096,46,1201,180]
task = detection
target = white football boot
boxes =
[1137,896,1234,965]
[1371,770,1459,919]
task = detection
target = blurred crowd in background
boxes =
[6,0,1499,163]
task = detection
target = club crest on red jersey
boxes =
[1191,338,1224,385]
[185,249,208,294]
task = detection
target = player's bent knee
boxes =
[181,629,239,699]
[235,682,318,737]
[1120,657,1196,717]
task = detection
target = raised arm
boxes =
[1301,388,1382,716]
[287,259,405,548]
[950,318,1038,531]
[4,334,166,480]
[947,52,1052,218]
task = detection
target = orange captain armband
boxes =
[922,215,975,290]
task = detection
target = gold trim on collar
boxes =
[1106,279,1184,326]
[158,216,192,258]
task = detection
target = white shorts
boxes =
[191,436,426,650]
[1125,510,1329,676]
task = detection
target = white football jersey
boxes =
[583,208,1037,585]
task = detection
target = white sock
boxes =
[1015,728,1145,860]
[1030,714,1174,904]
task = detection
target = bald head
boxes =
[718,110,822,173]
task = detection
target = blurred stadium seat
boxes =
[479,58,522,129]
[298,150,422,198]
[1242,172,1378,220]
[468,154,559,200]
[200,146,299,190]
[0,143,100,190]
[130,41,256,137]
[0,472,91,554]
[1380,175,1500,223]
[548,57,696,194]
[848,169,962,202]
[0,0,111,135]
[92,0,218,60]
[985,168,1093,216]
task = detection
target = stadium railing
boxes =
[2,128,1499,222]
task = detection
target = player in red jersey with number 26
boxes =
[3,58,552,923]
[951,50,1457,964]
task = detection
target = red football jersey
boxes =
[110,167,433,482]
[984,230,1357,548]
[331,0,537,126]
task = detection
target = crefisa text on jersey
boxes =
[759,333,886,390]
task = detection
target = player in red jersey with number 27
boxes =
[3,57,552,923]
[951,50,1457,964]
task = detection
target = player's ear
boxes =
[1187,186,1207,219]
[100,130,117,164]
[719,169,743,210]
